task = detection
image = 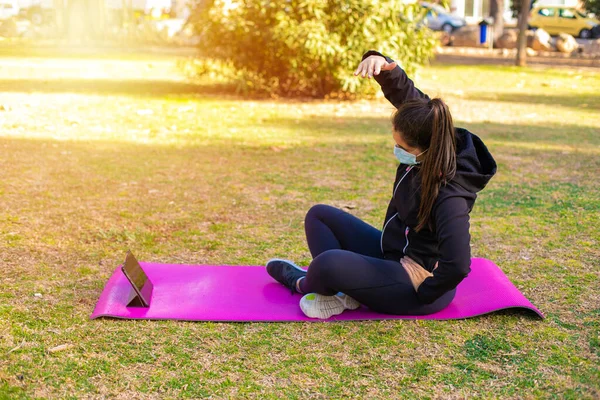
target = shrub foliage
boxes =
[583,0,600,17]
[188,0,437,98]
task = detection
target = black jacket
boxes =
[362,50,497,304]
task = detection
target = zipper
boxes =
[393,165,414,198]
[382,165,415,254]
[380,212,398,253]
[403,226,410,254]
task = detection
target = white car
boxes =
[0,0,19,20]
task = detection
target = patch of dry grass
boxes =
[0,54,598,399]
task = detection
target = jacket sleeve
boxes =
[361,50,430,109]
[416,196,472,304]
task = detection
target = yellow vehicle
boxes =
[529,5,599,39]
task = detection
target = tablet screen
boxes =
[121,251,153,307]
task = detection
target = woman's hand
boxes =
[401,257,434,292]
[354,55,397,79]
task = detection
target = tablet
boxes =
[121,251,153,307]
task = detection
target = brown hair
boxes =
[392,98,457,231]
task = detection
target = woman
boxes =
[266,50,497,319]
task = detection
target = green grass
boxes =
[0,53,599,398]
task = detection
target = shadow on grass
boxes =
[0,43,199,60]
[0,78,236,98]
[433,53,600,69]
[460,121,600,147]
[464,92,599,111]
[3,136,597,198]
[260,114,600,148]
[0,77,339,101]
[0,75,597,148]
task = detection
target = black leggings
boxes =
[300,204,455,315]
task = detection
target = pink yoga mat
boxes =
[91,258,543,321]
[91,258,544,322]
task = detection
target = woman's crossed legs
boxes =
[299,204,454,315]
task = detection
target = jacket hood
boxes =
[452,128,497,193]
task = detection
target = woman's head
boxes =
[392,98,457,231]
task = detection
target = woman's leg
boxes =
[299,249,455,315]
[304,204,383,259]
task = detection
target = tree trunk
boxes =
[490,0,504,40]
[516,0,531,66]
[122,0,128,27]
[53,0,65,38]
[95,0,106,40]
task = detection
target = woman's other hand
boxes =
[354,55,397,79]
[401,256,433,292]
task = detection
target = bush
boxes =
[188,0,437,98]
[0,18,19,38]
[583,0,600,17]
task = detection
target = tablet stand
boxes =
[121,251,153,308]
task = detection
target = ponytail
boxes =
[392,98,457,232]
[416,99,456,231]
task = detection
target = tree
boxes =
[511,0,538,18]
[53,0,67,38]
[489,0,504,40]
[516,0,531,66]
[583,0,600,16]
[63,0,107,41]
[189,0,438,98]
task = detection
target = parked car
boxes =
[529,5,600,39]
[0,0,19,21]
[421,2,466,33]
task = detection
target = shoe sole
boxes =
[336,294,361,311]
[300,293,361,319]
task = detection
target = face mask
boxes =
[394,145,427,165]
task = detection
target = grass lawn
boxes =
[0,53,598,399]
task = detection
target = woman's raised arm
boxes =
[355,50,430,109]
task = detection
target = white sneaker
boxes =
[299,293,361,319]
